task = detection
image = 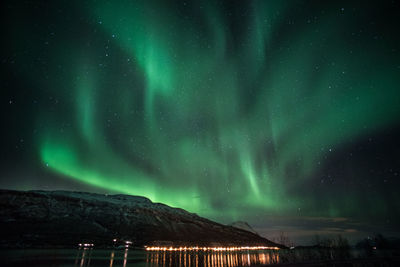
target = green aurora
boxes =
[2,0,400,240]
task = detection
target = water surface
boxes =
[3,248,279,267]
[3,247,397,266]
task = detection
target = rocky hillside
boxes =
[0,189,282,248]
[230,221,259,235]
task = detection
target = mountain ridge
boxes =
[230,221,259,235]
[0,189,283,249]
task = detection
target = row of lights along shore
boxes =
[78,240,280,251]
[145,246,280,251]
[78,243,94,247]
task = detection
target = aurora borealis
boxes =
[1,0,400,243]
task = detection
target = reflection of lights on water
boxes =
[109,251,114,267]
[145,246,280,251]
[74,247,93,267]
[123,248,128,267]
[75,244,279,267]
[145,247,280,267]
[80,249,86,267]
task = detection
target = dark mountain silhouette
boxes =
[230,221,259,235]
[0,189,283,248]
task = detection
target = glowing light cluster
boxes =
[78,243,94,247]
[145,246,280,251]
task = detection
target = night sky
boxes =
[1,0,400,244]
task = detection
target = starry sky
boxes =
[1,0,400,244]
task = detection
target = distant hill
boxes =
[0,189,283,248]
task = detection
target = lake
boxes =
[3,248,279,267]
[2,247,398,266]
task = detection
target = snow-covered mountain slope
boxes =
[0,189,282,248]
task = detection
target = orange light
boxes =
[145,246,279,251]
